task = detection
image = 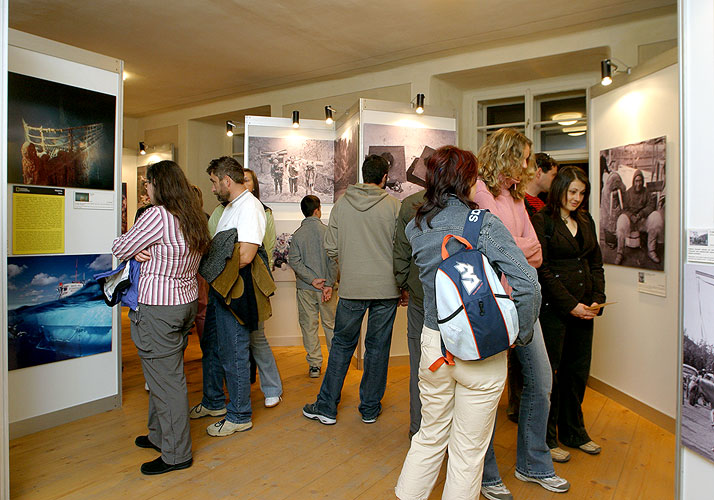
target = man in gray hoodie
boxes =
[303,155,401,425]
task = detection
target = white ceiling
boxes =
[9,0,675,117]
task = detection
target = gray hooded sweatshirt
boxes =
[324,183,401,299]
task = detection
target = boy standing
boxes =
[288,195,338,377]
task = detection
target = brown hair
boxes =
[147,161,211,254]
[476,128,535,201]
[244,168,261,200]
[545,165,591,223]
[414,146,478,229]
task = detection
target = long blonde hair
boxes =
[476,128,535,201]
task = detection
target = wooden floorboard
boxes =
[9,309,675,499]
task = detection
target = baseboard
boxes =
[9,394,120,440]
[587,376,675,433]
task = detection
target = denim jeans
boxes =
[313,298,398,419]
[199,293,252,424]
[250,322,283,399]
[482,320,554,484]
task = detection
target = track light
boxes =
[139,142,146,155]
[415,93,425,114]
[292,110,300,129]
[226,121,237,137]
[325,106,335,125]
[600,58,631,86]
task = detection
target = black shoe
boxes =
[135,435,161,453]
[140,456,193,475]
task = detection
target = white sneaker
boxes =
[515,470,570,493]
[189,403,227,419]
[550,446,571,463]
[206,418,253,437]
[481,482,512,500]
[265,396,282,408]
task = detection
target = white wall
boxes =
[680,1,714,498]
[589,63,679,418]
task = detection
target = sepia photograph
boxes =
[7,72,116,191]
[248,136,335,203]
[362,123,456,200]
[333,119,359,202]
[7,254,113,370]
[681,263,714,463]
[598,136,666,271]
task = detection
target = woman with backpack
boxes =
[474,128,570,499]
[531,166,606,459]
[395,146,541,500]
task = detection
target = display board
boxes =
[5,31,123,435]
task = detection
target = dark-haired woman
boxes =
[112,160,210,475]
[395,146,541,500]
[531,165,606,459]
[242,168,283,407]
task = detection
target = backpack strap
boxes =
[462,209,488,247]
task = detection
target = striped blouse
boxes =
[112,205,201,306]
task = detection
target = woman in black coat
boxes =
[531,166,606,459]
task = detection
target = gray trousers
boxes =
[296,288,337,368]
[130,301,197,465]
[407,296,425,437]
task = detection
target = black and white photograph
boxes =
[7,72,116,191]
[7,254,113,370]
[362,123,456,200]
[598,136,666,271]
[248,136,335,203]
[271,219,301,282]
[682,263,714,463]
[690,230,709,247]
[333,119,359,202]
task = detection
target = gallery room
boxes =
[0,0,712,498]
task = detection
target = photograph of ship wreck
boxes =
[7,254,113,370]
[7,72,116,190]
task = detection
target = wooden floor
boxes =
[9,310,674,499]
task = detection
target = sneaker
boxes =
[578,440,602,455]
[361,408,382,424]
[648,250,661,263]
[189,403,227,419]
[550,446,571,463]
[265,396,282,408]
[206,418,252,437]
[302,403,336,425]
[481,482,512,500]
[515,470,570,493]
[309,366,321,378]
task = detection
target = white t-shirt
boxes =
[215,189,266,245]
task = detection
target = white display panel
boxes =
[589,64,679,418]
[6,35,122,426]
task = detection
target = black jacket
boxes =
[531,208,606,316]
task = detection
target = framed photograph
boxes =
[271,219,301,282]
[7,254,114,370]
[7,72,116,190]
[598,136,666,271]
[334,119,359,202]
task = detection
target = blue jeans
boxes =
[482,320,554,484]
[250,322,283,399]
[199,294,252,424]
[313,298,398,419]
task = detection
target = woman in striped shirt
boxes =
[112,160,210,476]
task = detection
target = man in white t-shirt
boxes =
[189,156,267,437]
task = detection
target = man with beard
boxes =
[615,168,664,265]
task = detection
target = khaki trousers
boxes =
[296,288,337,367]
[395,326,507,500]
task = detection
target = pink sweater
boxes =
[472,179,542,271]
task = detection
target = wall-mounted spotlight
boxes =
[415,93,425,114]
[600,58,631,86]
[325,106,336,125]
[226,120,237,137]
[139,141,146,155]
[292,110,300,128]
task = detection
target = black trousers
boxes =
[539,306,594,449]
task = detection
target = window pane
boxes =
[486,102,525,126]
[538,95,586,151]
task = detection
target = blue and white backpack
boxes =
[430,209,519,371]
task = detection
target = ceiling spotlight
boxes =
[292,110,300,129]
[139,141,146,155]
[415,93,425,114]
[226,120,237,137]
[552,112,582,126]
[325,106,336,125]
[600,58,631,86]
